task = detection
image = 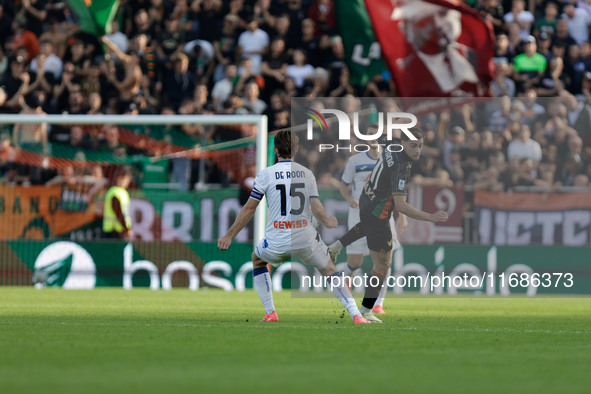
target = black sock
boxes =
[340,223,365,247]
[361,275,384,310]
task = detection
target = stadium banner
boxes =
[475,190,591,246]
[364,0,495,98]
[334,0,388,86]
[66,0,120,36]
[0,185,98,240]
[1,241,589,296]
[0,186,252,242]
[1,185,457,243]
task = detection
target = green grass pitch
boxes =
[1,288,590,394]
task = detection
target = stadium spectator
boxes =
[0,3,12,45]
[0,55,29,110]
[477,0,505,36]
[563,44,585,95]
[536,56,566,96]
[552,18,576,48]
[562,4,591,45]
[66,39,90,77]
[491,61,516,97]
[329,67,355,97]
[182,38,215,83]
[503,0,534,41]
[212,14,239,81]
[194,0,223,42]
[443,126,466,171]
[493,33,514,65]
[12,92,48,155]
[0,131,15,168]
[261,37,288,99]
[522,89,546,124]
[106,19,128,55]
[284,0,307,41]
[193,83,211,113]
[68,125,91,150]
[242,80,267,114]
[19,0,47,39]
[163,52,195,110]
[268,13,292,42]
[101,36,142,101]
[30,39,62,81]
[286,48,314,91]
[297,19,320,66]
[537,32,553,61]
[560,134,585,185]
[237,18,269,74]
[102,165,133,240]
[507,124,542,161]
[307,0,336,37]
[211,64,237,112]
[100,124,127,159]
[461,131,484,179]
[39,18,66,59]
[66,86,86,115]
[561,91,591,145]
[534,1,559,38]
[86,91,104,115]
[513,35,547,93]
[11,14,38,62]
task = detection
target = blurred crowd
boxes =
[0,0,590,194]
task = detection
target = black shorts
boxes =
[359,209,393,253]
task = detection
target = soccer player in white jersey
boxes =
[338,142,407,315]
[218,130,370,324]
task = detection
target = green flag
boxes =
[334,0,387,86]
[66,0,120,36]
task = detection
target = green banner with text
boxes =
[1,241,589,296]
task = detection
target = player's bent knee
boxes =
[252,252,267,269]
[347,254,364,269]
[369,251,391,276]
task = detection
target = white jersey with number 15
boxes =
[249,160,319,251]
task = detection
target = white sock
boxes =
[253,267,275,315]
[327,273,361,320]
[360,305,371,314]
[375,266,391,307]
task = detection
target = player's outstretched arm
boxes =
[218,198,261,250]
[397,213,408,235]
[310,198,337,228]
[393,195,448,223]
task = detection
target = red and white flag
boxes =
[364,0,495,98]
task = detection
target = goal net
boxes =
[0,114,268,285]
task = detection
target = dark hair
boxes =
[274,130,298,158]
[402,127,424,141]
[24,93,41,109]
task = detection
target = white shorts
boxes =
[346,207,400,255]
[254,234,330,270]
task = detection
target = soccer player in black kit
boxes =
[329,124,448,323]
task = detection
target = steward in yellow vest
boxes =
[102,166,133,239]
